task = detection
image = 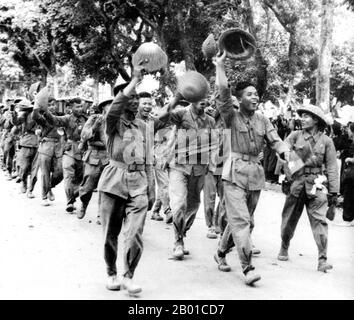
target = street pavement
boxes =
[0,171,353,300]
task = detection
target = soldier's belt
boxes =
[302,167,322,175]
[109,159,145,172]
[231,152,259,163]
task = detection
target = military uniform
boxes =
[79,114,109,213]
[165,105,215,254]
[203,110,227,235]
[42,111,87,209]
[12,109,39,194]
[152,125,174,219]
[279,128,339,266]
[32,108,63,201]
[97,92,163,279]
[1,110,17,178]
[216,86,288,272]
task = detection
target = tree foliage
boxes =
[0,0,353,104]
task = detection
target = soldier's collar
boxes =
[302,130,321,142]
[121,113,139,128]
[189,106,207,121]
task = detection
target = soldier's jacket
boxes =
[164,105,216,176]
[11,111,38,148]
[32,109,61,140]
[80,114,109,166]
[208,109,226,176]
[42,111,87,160]
[98,92,166,200]
[286,130,339,197]
[154,124,175,170]
[217,86,289,191]
[1,110,17,145]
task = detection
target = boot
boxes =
[41,199,50,207]
[243,266,261,286]
[77,203,88,219]
[214,251,231,272]
[47,190,55,201]
[151,199,162,213]
[151,211,163,221]
[318,259,333,273]
[277,243,289,261]
[106,275,121,291]
[27,191,35,199]
[182,245,190,255]
[172,244,184,260]
[66,204,76,213]
[20,184,26,194]
[121,277,142,295]
[207,227,218,239]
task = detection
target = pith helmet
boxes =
[132,42,168,73]
[297,104,328,126]
[177,71,210,103]
[218,28,257,60]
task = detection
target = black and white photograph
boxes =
[0,0,353,303]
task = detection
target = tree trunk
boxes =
[93,78,100,104]
[284,79,295,108]
[176,9,196,71]
[316,0,334,113]
[244,0,268,98]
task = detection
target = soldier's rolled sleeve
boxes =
[169,109,186,127]
[325,138,339,194]
[43,112,70,128]
[216,86,234,128]
[265,117,289,155]
[105,92,129,136]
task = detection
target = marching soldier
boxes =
[203,101,227,239]
[39,96,87,212]
[77,99,111,220]
[213,52,289,285]
[33,93,63,206]
[162,93,215,260]
[135,91,173,222]
[1,100,17,180]
[152,120,174,224]
[11,99,39,197]
[97,64,168,294]
[277,104,338,273]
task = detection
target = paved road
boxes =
[0,172,353,300]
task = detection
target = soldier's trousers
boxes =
[62,154,83,206]
[219,181,261,270]
[281,187,328,261]
[99,191,148,278]
[169,168,205,245]
[18,146,38,191]
[3,140,15,174]
[152,167,170,214]
[79,162,106,207]
[39,141,63,200]
[203,171,226,230]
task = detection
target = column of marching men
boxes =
[0,53,339,296]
